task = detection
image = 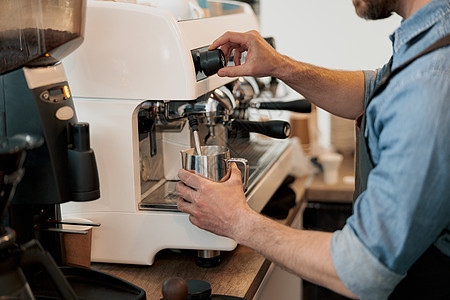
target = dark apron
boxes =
[354,35,450,299]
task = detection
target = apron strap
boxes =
[353,33,450,298]
[353,34,450,201]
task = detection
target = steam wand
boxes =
[188,115,202,155]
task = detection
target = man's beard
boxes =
[352,0,398,20]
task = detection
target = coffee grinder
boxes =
[0,0,145,298]
[0,134,81,299]
[0,0,100,265]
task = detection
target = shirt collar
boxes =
[389,0,450,53]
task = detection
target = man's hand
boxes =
[208,30,284,78]
[177,164,356,298]
[176,163,253,240]
[209,30,365,120]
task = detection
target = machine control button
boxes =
[40,87,67,103]
[40,91,50,101]
[56,106,74,121]
[192,47,226,80]
[199,49,225,76]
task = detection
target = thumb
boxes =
[229,163,243,180]
[217,64,248,77]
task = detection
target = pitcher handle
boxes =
[228,158,249,191]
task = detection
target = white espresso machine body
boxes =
[62,0,292,265]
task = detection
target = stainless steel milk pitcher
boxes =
[181,146,249,190]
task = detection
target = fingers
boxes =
[234,49,242,66]
[220,43,246,70]
[176,182,200,217]
[176,180,198,203]
[228,163,244,187]
[209,31,251,51]
[218,163,243,184]
[217,64,248,77]
[210,31,271,78]
[177,168,203,190]
[220,42,247,57]
[209,31,249,70]
[229,163,242,178]
[177,196,193,213]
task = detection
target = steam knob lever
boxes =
[200,49,226,76]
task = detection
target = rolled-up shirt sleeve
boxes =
[331,225,404,299]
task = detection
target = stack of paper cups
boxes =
[318,152,343,184]
[62,218,93,267]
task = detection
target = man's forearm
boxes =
[232,209,357,298]
[274,55,365,120]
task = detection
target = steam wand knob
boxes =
[199,49,226,77]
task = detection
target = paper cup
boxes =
[318,152,343,184]
[62,218,93,267]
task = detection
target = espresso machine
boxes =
[0,0,145,298]
[61,0,310,267]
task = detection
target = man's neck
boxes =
[397,0,432,19]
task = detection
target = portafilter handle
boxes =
[251,99,312,113]
[229,119,291,139]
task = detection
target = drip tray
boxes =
[32,266,146,300]
[139,139,290,211]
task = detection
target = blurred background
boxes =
[240,0,400,154]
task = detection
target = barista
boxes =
[176,0,450,298]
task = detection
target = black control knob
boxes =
[70,122,90,151]
[231,120,291,139]
[199,49,226,76]
[254,99,312,113]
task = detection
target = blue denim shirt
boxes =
[331,0,450,298]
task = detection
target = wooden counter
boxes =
[91,154,356,300]
[306,154,355,203]
[92,177,308,300]
[92,245,268,299]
